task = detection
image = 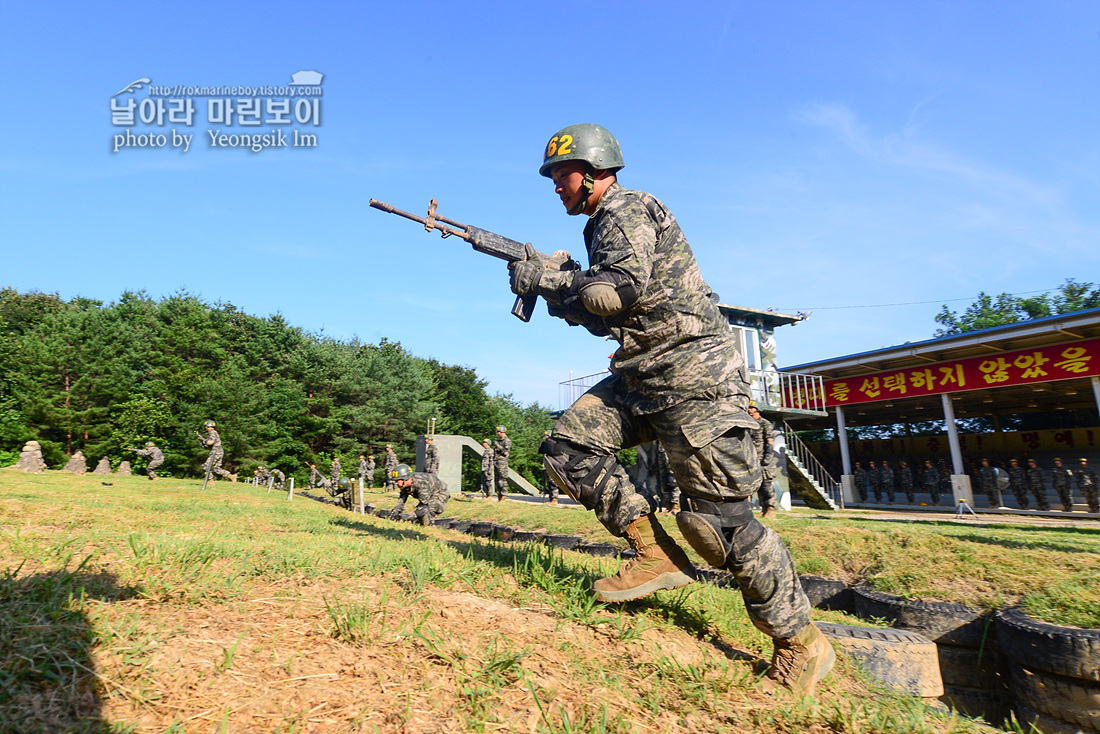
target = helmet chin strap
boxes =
[567,171,596,215]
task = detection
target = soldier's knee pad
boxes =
[540,437,616,506]
[675,496,761,567]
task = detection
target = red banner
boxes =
[812,337,1100,408]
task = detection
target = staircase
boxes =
[782,422,841,510]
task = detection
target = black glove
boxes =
[387,503,404,520]
[508,258,542,296]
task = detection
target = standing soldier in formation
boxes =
[1076,458,1098,514]
[133,441,164,481]
[330,457,342,487]
[747,402,778,518]
[492,425,511,502]
[879,460,895,504]
[1026,459,1050,511]
[922,460,941,504]
[364,455,376,488]
[198,420,236,484]
[937,458,953,502]
[977,458,1002,508]
[853,462,868,502]
[383,444,398,492]
[479,438,495,498]
[424,436,439,475]
[1051,458,1075,512]
[898,460,915,504]
[358,455,369,488]
[1007,459,1030,510]
[867,460,881,502]
[389,464,449,526]
[515,124,832,695]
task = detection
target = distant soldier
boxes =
[1075,458,1098,514]
[358,455,368,487]
[747,402,777,518]
[1007,459,1030,510]
[389,464,449,526]
[198,420,236,484]
[898,460,915,504]
[330,457,341,486]
[853,462,868,502]
[272,469,286,491]
[424,436,439,475]
[977,458,1002,508]
[1051,458,1075,512]
[922,460,940,505]
[1026,459,1050,511]
[879,460,895,504]
[479,438,495,498]
[541,431,559,504]
[365,455,376,488]
[257,466,271,486]
[309,463,320,488]
[867,460,881,502]
[132,441,164,481]
[493,425,511,502]
[937,458,952,502]
[383,445,398,491]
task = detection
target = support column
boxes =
[942,393,974,506]
[836,406,857,504]
[1092,377,1100,423]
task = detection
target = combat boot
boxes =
[592,514,696,602]
[761,622,835,697]
[230,473,238,484]
[761,505,777,519]
[547,498,559,506]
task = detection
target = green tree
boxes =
[935,279,1100,337]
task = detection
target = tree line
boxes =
[0,288,553,488]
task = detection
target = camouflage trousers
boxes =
[493,460,509,497]
[146,455,164,480]
[757,470,776,509]
[203,448,232,479]
[551,373,810,639]
[480,469,494,497]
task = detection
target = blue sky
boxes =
[2,2,1098,410]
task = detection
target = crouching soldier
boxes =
[133,441,164,481]
[388,463,449,526]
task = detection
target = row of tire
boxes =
[354,499,1097,732]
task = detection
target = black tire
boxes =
[816,622,943,697]
[449,520,472,534]
[939,684,1012,728]
[543,534,581,551]
[490,525,515,542]
[799,575,854,612]
[432,517,455,528]
[469,521,495,538]
[512,530,544,543]
[996,606,1100,682]
[1014,701,1096,734]
[853,586,994,647]
[577,542,621,558]
[937,642,1007,689]
[1009,662,1100,731]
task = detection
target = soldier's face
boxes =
[549,161,588,214]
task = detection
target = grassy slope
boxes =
[4,470,1092,733]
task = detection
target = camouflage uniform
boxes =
[358,457,368,487]
[493,432,512,500]
[480,441,495,498]
[977,461,1002,507]
[853,463,868,502]
[879,461,895,504]
[200,429,233,480]
[1050,460,1075,512]
[1007,461,1030,510]
[867,461,881,502]
[134,444,164,480]
[272,469,285,491]
[656,443,680,511]
[539,183,810,639]
[330,459,341,486]
[750,414,778,511]
[309,464,320,488]
[383,448,398,491]
[424,441,439,475]
[922,462,940,504]
[1026,461,1049,511]
[396,472,450,524]
[898,461,915,504]
[1075,461,1098,514]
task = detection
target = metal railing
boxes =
[782,421,843,509]
[558,370,611,411]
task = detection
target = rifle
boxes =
[369,198,578,322]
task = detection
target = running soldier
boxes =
[747,402,778,518]
[515,124,832,695]
[479,438,495,498]
[383,445,398,492]
[198,421,236,484]
[1008,459,1030,510]
[492,425,511,502]
[132,441,164,481]
[1051,458,1075,512]
[1026,459,1050,511]
[424,436,439,475]
[389,464,449,526]
[1076,458,1098,514]
[898,460,915,504]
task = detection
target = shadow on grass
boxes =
[0,563,140,734]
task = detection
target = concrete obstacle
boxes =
[14,441,46,473]
[64,450,87,474]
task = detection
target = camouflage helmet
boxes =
[391,463,412,481]
[496,425,506,433]
[145,441,155,448]
[539,124,624,178]
[204,420,216,428]
[337,476,352,491]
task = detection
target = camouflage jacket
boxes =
[750,416,776,472]
[135,446,164,463]
[493,434,511,464]
[537,183,747,415]
[201,429,221,451]
[480,446,494,473]
[384,451,398,471]
[399,472,449,508]
[1076,466,1098,490]
[424,444,439,474]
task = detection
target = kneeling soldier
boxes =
[389,463,449,526]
